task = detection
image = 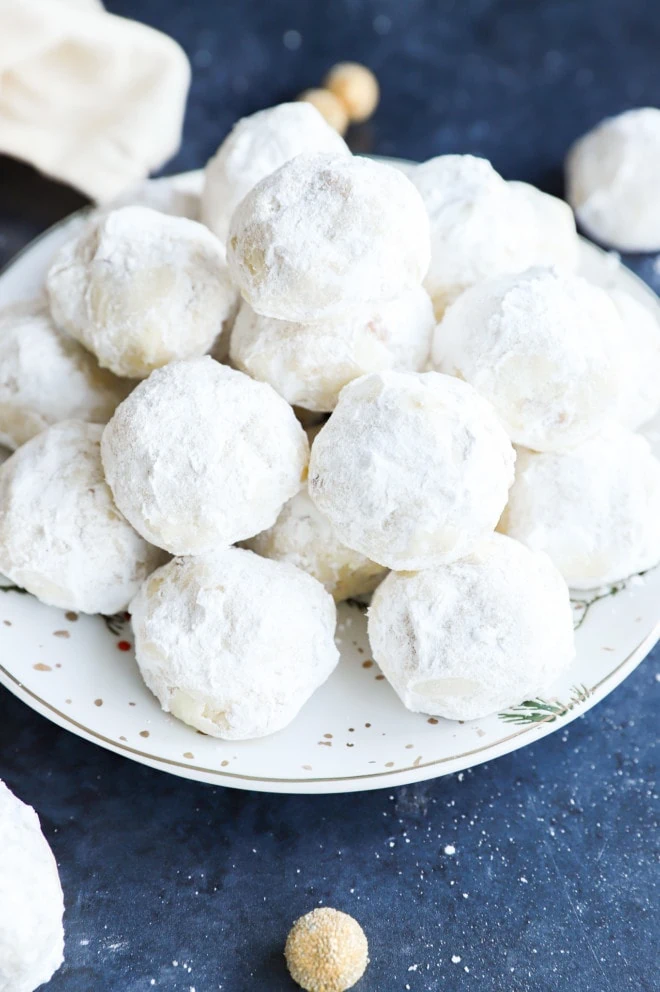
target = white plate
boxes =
[1,173,659,794]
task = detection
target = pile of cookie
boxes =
[1,101,660,744]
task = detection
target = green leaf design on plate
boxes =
[102,612,129,636]
[499,684,591,725]
[571,583,624,631]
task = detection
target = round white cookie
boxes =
[0,780,64,992]
[308,371,515,570]
[408,155,538,315]
[499,423,660,589]
[0,421,163,614]
[609,288,660,430]
[230,287,434,411]
[227,153,431,322]
[0,300,130,450]
[107,171,203,220]
[368,533,574,721]
[47,206,237,379]
[508,181,580,271]
[202,102,349,243]
[433,266,625,452]
[131,547,339,739]
[101,357,308,555]
[565,107,660,251]
[244,487,387,602]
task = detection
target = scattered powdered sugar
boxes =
[47,206,237,379]
[201,102,349,243]
[227,153,431,322]
[368,532,575,721]
[408,154,538,315]
[308,370,515,570]
[130,547,338,739]
[0,421,164,614]
[433,266,626,452]
[243,485,387,602]
[230,287,434,412]
[101,357,309,555]
[0,299,130,450]
[566,108,660,252]
[499,422,660,589]
[0,780,64,992]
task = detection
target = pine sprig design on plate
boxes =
[571,583,625,631]
[499,684,591,725]
[0,580,28,595]
[102,611,130,636]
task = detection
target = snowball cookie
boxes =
[229,287,434,411]
[433,266,625,452]
[227,153,431,322]
[131,547,339,739]
[47,206,236,379]
[508,181,580,271]
[408,155,537,315]
[0,300,130,450]
[107,170,203,220]
[202,102,349,242]
[0,421,163,613]
[609,288,660,430]
[566,108,660,251]
[308,371,515,570]
[102,358,308,555]
[368,533,574,721]
[499,424,660,589]
[244,487,387,602]
[0,780,64,992]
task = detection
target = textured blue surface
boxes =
[0,2,659,990]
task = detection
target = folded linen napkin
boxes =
[0,0,191,201]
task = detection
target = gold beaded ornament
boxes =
[298,62,380,135]
[285,907,369,992]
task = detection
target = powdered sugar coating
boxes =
[47,206,236,378]
[609,288,660,430]
[202,102,349,243]
[107,170,203,220]
[0,421,163,614]
[244,487,387,602]
[566,108,660,251]
[101,357,309,555]
[308,371,515,570]
[227,153,431,322]
[0,780,64,992]
[131,547,339,739]
[499,424,660,589]
[230,288,434,411]
[368,533,574,721]
[409,155,538,315]
[508,181,580,271]
[0,300,130,450]
[433,266,625,452]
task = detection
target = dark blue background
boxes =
[0,2,658,990]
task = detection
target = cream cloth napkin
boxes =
[0,0,191,201]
